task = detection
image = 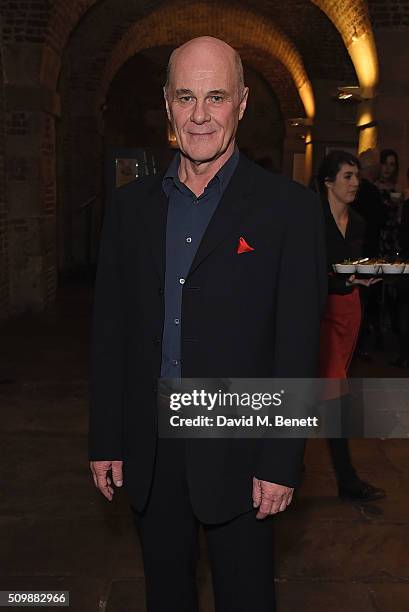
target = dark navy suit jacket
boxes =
[89,153,327,523]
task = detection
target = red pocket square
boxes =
[237,236,255,254]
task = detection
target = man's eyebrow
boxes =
[174,89,228,96]
[175,89,194,95]
[207,89,227,95]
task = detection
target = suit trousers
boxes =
[132,439,276,612]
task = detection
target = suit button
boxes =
[152,384,158,393]
[154,337,161,345]
[158,288,164,295]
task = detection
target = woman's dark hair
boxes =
[380,148,399,182]
[317,150,360,196]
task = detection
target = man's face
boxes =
[165,44,248,163]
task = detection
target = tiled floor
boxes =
[1,283,408,611]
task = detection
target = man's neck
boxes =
[178,143,236,197]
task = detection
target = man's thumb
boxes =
[112,461,123,487]
[252,477,261,507]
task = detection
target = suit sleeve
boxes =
[88,189,124,460]
[255,189,327,487]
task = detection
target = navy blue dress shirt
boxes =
[160,150,239,378]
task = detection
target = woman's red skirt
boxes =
[318,289,361,398]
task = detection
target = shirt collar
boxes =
[162,148,239,199]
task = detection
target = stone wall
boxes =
[0,47,8,319]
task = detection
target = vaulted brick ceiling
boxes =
[3,0,404,118]
[58,0,357,121]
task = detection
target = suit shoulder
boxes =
[115,174,161,204]
[247,162,319,213]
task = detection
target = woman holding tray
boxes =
[317,150,385,502]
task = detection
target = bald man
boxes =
[89,37,326,611]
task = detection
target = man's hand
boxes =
[90,460,123,501]
[252,477,294,519]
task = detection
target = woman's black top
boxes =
[323,200,365,295]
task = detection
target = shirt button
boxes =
[179,278,185,285]
[186,237,192,243]
[174,318,180,325]
[172,359,179,366]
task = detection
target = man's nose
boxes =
[190,99,210,124]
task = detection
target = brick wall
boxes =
[0,47,8,319]
[368,0,409,29]
[0,0,98,50]
[312,0,373,46]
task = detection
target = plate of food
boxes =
[333,260,356,275]
[356,259,381,276]
[381,262,405,274]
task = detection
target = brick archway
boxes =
[97,2,316,121]
[0,47,8,319]
[312,0,378,97]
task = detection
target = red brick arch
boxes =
[45,0,100,56]
[97,2,315,120]
[312,0,379,97]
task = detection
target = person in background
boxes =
[317,150,385,502]
[353,149,386,257]
[376,148,401,259]
[393,174,409,367]
[352,149,386,359]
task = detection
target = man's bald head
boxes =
[163,36,248,164]
[165,36,245,99]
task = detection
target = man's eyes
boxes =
[177,96,224,103]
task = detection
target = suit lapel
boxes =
[140,176,168,283]
[187,154,255,278]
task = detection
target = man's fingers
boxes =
[270,499,283,514]
[111,460,123,487]
[256,494,275,518]
[252,477,262,508]
[253,480,295,518]
[89,463,98,488]
[256,494,292,518]
[90,461,116,501]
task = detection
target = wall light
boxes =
[337,86,361,101]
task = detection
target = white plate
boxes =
[334,263,356,274]
[356,264,381,275]
[381,263,405,274]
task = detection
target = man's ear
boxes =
[163,87,171,122]
[238,87,249,121]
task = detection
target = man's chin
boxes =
[180,146,227,165]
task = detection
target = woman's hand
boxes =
[346,274,382,287]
